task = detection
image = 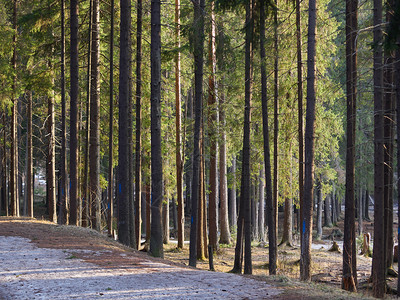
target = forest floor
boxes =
[0,216,393,299]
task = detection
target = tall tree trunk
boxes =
[189,0,206,268]
[27,91,33,218]
[10,0,19,218]
[343,0,358,290]
[358,188,363,235]
[69,0,79,226]
[364,189,370,220]
[89,0,101,231]
[260,0,276,275]
[174,0,184,249]
[208,0,218,252]
[145,178,151,244]
[273,0,279,235]
[108,0,115,237]
[135,0,143,249]
[394,21,400,296]
[229,156,237,228]
[163,197,169,244]
[233,0,253,275]
[47,79,56,223]
[316,182,322,240]
[60,0,69,225]
[82,0,93,228]
[219,87,231,244]
[383,5,394,271]
[300,0,317,281]
[118,0,132,247]
[296,0,304,240]
[372,0,385,294]
[197,127,206,260]
[2,112,7,216]
[258,167,265,242]
[149,0,164,258]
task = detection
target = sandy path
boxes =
[0,236,279,299]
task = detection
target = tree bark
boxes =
[316,182,322,240]
[174,0,184,250]
[258,167,265,242]
[300,0,317,281]
[69,0,79,226]
[219,84,231,244]
[118,0,132,247]
[229,156,237,228]
[10,0,19,218]
[260,0,276,275]
[372,0,385,294]
[107,0,115,237]
[89,0,101,231]
[59,0,69,225]
[233,0,253,275]
[27,91,33,218]
[47,79,56,223]
[189,0,205,268]
[149,0,164,258]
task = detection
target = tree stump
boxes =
[328,241,341,253]
[361,233,371,257]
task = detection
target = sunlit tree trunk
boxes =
[89,0,101,231]
[174,0,184,249]
[300,0,317,281]
[47,77,56,223]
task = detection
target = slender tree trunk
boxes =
[383,14,394,272]
[316,182,322,240]
[207,0,218,251]
[47,79,56,223]
[273,0,279,235]
[358,188,363,235]
[233,0,253,275]
[300,0,317,281]
[163,197,169,244]
[342,0,358,291]
[118,0,132,247]
[149,0,164,258]
[219,85,231,244]
[296,0,304,241]
[3,112,7,217]
[82,0,93,228]
[89,0,101,231]
[70,0,79,226]
[364,189,370,220]
[229,156,237,228]
[107,0,115,237]
[197,127,206,260]
[258,167,265,242]
[60,0,69,225]
[27,91,33,218]
[146,177,151,244]
[372,0,385,294]
[174,0,184,250]
[324,194,332,227]
[189,0,205,267]
[260,0,276,275]
[10,0,19,218]
[394,23,400,296]
[134,0,143,249]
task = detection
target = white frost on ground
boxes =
[0,236,279,299]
